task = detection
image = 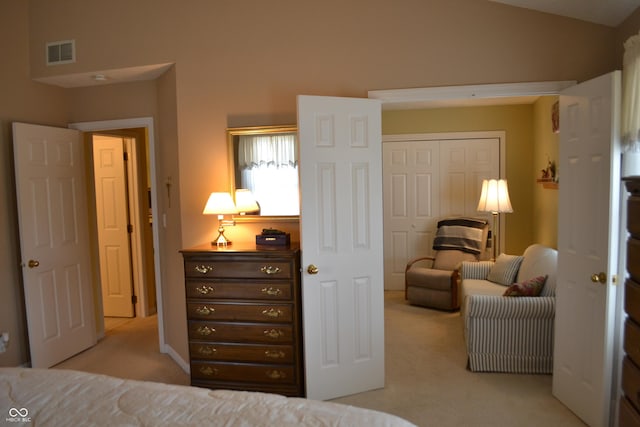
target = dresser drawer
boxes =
[188,321,293,343]
[629,239,640,283]
[189,342,295,363]
[627,279,640,323]
[624,357,640,413]
[626,319,640,367]
[621,396,640,427]
[191,361,296,385]
[187,302,293,322]
[185,260,292,279]
[186,280,292,300]
[629,195,640,238]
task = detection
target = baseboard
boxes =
[162,343,190,374]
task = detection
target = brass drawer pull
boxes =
[262,308,284,318]
[198,346,217,356]
[195,306,215,316]
[261,287,282,296]
[196,326,215,336]
[261,265,281,275]
[265,350,286,359]
[263,329,285,339]
[266,370,286,380]
[195,285,215,295]
[194,265,213,274]
[200,366,219,376]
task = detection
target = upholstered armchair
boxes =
[405,218,489,311]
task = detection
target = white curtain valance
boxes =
[622,30,640,153]
[238,134,297,169]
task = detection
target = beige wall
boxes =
[1,0,639,367]
[382,104,535,255]
[0,1,70,367]
[26,0,619,250]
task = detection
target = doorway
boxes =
[382,131,504,290]
[70,117,166,351]
[90,132,156,319]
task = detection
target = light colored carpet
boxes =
[54,291,585,427]
[54,315,189,386]
[330,291,585,426]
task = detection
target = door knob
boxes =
[307,264,319,275]
[27,259,39,268]
[591,272,606,284]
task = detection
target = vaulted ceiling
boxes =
[489,0,640,27]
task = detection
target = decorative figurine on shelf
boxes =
[541,156,557,181]
[541,167,550,180]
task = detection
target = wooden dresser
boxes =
[620,177,640,426]
[180,243,304,397]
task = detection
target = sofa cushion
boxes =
[503,275,547,297]
[517,245,558,297]
[487,254,523,286]
[460,278,506,314]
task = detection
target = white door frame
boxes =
[368,81,576,109]
[69,117,166,352]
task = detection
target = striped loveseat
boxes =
[459,244,557,374]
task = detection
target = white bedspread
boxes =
[0,368,416,426]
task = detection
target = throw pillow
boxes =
[503,275,548,297]
[487,253,524,286]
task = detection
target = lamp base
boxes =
[211,225,231,247]
[491,212,498,262]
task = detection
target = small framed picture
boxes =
[552,101,559,133]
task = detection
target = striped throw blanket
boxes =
[433,218,488,254]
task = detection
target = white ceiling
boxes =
[489,0,640,27]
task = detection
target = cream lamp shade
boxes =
[234,189,260,214]
[477,179,513,261]
[477,179,513,214]
[203,192,238,246]
[203,192,238,216]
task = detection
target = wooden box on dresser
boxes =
[621,177,640,427]
[180,243,305,397]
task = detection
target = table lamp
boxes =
[203,192,238,246]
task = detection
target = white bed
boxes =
[0,368,416,426]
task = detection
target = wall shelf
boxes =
[537,179,558,190]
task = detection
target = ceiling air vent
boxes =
[46,40,75,65]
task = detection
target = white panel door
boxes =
[552,71,621,427]
[383,140,440,291]
[298,95,384,400]
[13,122,96,368]
[439,138,500,218]
[93,135,134,317]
